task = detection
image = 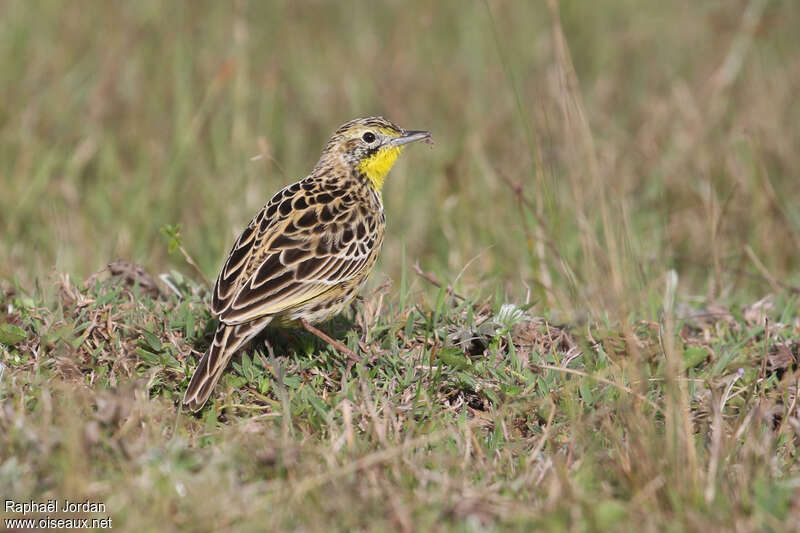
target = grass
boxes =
[1,0,800,531]
[2,264,799,531]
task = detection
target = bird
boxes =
[183,116,432,412]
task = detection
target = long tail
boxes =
[183,316,272,412]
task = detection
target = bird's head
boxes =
[318,116,431,191]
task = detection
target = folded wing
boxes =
[210,179,380,325]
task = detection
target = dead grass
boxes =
[1,264,799,531]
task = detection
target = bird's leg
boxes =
[299,318,361,364]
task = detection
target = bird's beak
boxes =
[389,129,432,146]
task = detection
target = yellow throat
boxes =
[358,145,403,192]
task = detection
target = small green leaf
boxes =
[258,376,271,395]
[160,224,183,255]
[438,347,470,370]
[683,346,708,369]
[501,384,523,397]
[283,375,302,390]
[308,396,329,418]
[136,347,160,365]
[226,375,247,389]
[141,329,162,352]
[457,372,477,390]
[483,388,499,405]
[95,285,122,306]
[579,380,594,405]
[183,305,195,339]
[0,324,27,346]
[594,499,627,529]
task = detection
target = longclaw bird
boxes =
[183,117,431,411]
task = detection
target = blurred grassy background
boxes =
[1,0,799,312]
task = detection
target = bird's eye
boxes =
[362,131,376,144]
